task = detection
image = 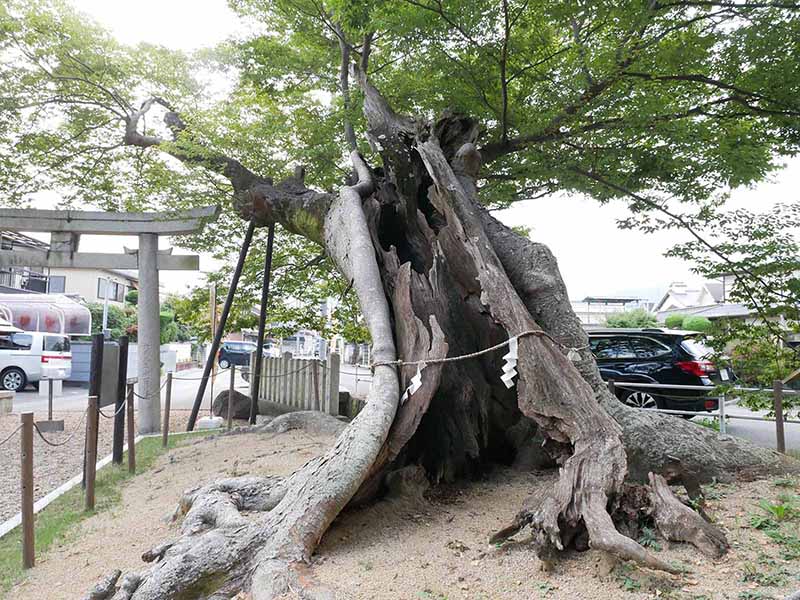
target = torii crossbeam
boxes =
[0,206,219,433]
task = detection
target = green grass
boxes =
[0,430,215,595]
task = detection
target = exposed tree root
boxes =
[647,473,729,557]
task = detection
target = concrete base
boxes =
[36,419,65,432]
[197,416,223,430]
[38,380,63,397]
[0,391,13,415]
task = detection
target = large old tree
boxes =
[3,1,800,597]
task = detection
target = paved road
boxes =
[8,369,798,452]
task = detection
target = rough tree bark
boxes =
[89,67,797,600]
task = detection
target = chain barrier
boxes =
[131,378,169,400]
[173,360,317,382]
[0,424,23,448]
[32,408,89,448]
[98,398,127,419]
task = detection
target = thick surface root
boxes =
[648,472,729,557]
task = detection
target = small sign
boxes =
[720,368,730,381]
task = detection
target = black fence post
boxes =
[83,332,104,488]
[112,336,128,464]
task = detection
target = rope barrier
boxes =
[371,329,587,369]
[32,408,88,447]
[0,424,23,448]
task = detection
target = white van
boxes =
[0,322,72,391]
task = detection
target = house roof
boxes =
[654,281,725,312]
[581,296,642,304]
[0,231,48,251]
[657,303,752,319]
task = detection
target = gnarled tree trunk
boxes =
[91,70,796,600]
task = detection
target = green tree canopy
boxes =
[1,0,799,341]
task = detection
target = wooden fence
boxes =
[251,352,340,416]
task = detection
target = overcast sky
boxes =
[50,0,798,301]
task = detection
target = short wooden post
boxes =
[85,396,99,511]
[327,352,340,415]
[126,384,136,474]
[312,359,320,410]
[227,364,235,431]
[774,379,786,454]
[281,352,291,404]
[607,379,616,397]
[20,412,34,569]
[162,372,172,448]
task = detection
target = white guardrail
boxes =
[607,379,798,451]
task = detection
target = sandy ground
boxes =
[6,428,800,600]
[0,408,196,524]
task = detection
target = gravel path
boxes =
[0,408,197,524]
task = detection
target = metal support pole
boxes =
[20,412,34,569]
[718,393,727,434]
[47,379,53,421]
[126,384,135,474]
[228,365,235,431]
[774,380,786,453]
[187,220,256,430]
[112,336,128,464]
[250,223,275,424]
[162,372,172,448]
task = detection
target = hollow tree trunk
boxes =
[91,73,797,600]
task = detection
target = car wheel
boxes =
[621,390,661,410]
[219,358,231,369]
[1,367,27,392]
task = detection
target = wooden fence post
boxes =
[162,372,172,448]
[127,384,136,474]
[774,379,786,454]
[227,365,235,431]
[327,352,340,415]
[20,412,34,569]
[85,396,99,511]
[312,359,320,410]
[281,352,291,405]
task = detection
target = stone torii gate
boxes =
[0,206,219,433]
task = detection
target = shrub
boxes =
[682,315,712,333]
[605,308,657,328]
[664,314,686,329]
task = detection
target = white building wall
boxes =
[46,267,135,306]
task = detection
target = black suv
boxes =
[588,328,729,413]
[217,341,257,369]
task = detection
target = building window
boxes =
[48,276,66,294]
[97,278,125,302]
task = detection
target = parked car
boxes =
[217,341,258,369]
[0,325,72,392]
[587,328,730,413]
